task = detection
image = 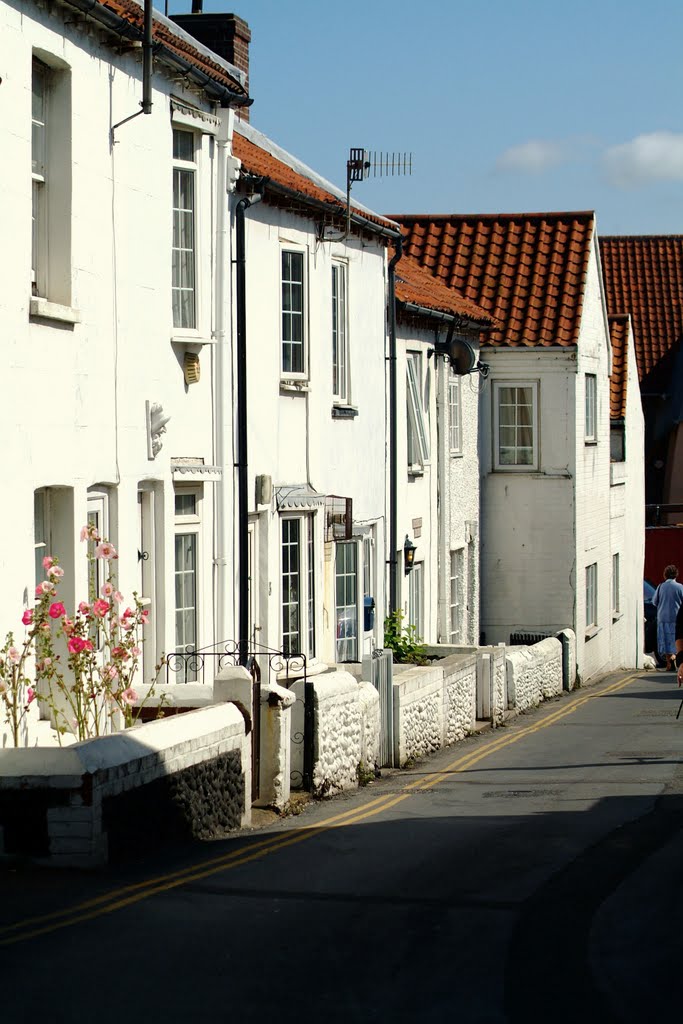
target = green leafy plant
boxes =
[383,610,428,665]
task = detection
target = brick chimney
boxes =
[171,8,252,120]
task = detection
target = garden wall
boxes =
[0,703,249,867]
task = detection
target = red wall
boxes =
[644,527,683,584]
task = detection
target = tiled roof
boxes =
[234,125,399,234]
[608,315,629,420]
[92,0,248,98]
[388,212,596,348]
[394,255,497,327]
[599,235,683,382]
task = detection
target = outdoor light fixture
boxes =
[404,534,417,575]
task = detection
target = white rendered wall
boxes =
[608,319,645,669]
[0,4,231,683]
[234,202,387,664]
[394,324,482,647]
[479,347,577,645]
[574,240,620,680]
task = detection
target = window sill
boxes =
[280,380,310,395]
[171,336,215,353]
[332,404,358,419]
[612,612,623,623]
[584,439,598,447]
[585,625,601,641]
[449,450,463,459]
[408,465,425,478]
[30,297,81,325]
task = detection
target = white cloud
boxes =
[495,140,568,174]
[602,132,683,188]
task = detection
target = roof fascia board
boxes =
[399,300,491,331]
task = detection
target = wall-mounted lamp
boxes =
[404,534,417,575]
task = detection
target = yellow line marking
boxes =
[0,671,639,946]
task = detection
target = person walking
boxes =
[652,564,683,670]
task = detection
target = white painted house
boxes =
[0,0,250,744]
[392,255,496,645]
[229,121,401,670]
[393,212,645,680]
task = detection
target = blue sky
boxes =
[167,0,683,235]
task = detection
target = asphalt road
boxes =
[1,669,682,1023]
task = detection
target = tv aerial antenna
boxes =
[325,148,413,241]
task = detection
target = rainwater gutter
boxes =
[60,0,252,110]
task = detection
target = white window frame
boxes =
[612,553,620,616]
[31,58,49,298]
[493,380,539,471]
[407,352,430,471]
[335,539,360,663]
[449,548,464,643]
[332,260,349,403]
[586,562,598,631]
[408,562,424,640]
[281,248,307,379]
[87,491,110,650]
[585,373,597,443]
[280,514,316,658]
[34,487,52,590]
[30,54,73,312]
[172,128,198,332]
[174,487,202,680]
[448,371,462,455]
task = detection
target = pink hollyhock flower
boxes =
[113,591,124,605]
[141,609,150,622]
[27,687,36,704]
[100,582,114,598]
[94,541,117,561]
[82,639,94,652]
[62,617,74,635]
[22,609,34,626]
[48,565,64,579]
[67,636,86,654]
[102,664,118,682]
[42,555,54,570]
[78,601,91,615]
[80,524,99,543]
[131,646,142,658]
[48,602,66,619]
[120,687,137,706]
[36,580,54,596]
[8,647,21,665]
[111,646,130,660]
[92,599,110,618]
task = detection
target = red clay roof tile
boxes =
[94,0,248,98]
[600,236,683,382]
[233,127,398,234]
[388,211,595,349]
[394,256,498,327]
[608,315,629,420]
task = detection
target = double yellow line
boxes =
[0,672,637,946]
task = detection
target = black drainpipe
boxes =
[235,190,262,664]
[388,236,403,615]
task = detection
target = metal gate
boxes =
[366,647,395,767]
[165,641,313,793]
